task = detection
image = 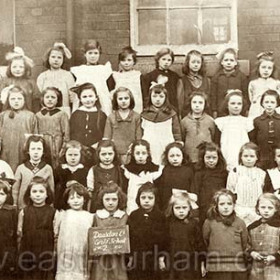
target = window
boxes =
[0,0,15,66]
[130,0,238,55]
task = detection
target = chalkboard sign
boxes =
[88,225,130,256]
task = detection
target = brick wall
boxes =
[13,0,280,79]
[15,0,67,78]
[238,0,280,72]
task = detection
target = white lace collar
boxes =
[61,163,84,172]
[96,209,126,219]
[78,106,98,112]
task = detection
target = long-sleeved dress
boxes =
[36,108,70,168]
[0,109,38,172]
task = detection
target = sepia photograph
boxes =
[0,0,280,279]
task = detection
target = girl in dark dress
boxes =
[0,179,17,280]
[127,182,167,280]
[18,176,56,280]
[194,142,228,227]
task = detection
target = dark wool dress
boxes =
[155,164,194,211]
[167,216,205,280]
[19,205,56,280]
[0,205,17,280]
[127,207,167,280]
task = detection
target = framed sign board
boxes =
[88,225,130,256]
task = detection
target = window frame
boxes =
[130,0,238,56]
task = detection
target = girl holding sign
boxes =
[90,182,128,280]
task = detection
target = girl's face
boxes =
[117,91,131,110]
[11,59,25,77]
[228,95,243,116]
[0,189,7,208]
[67,191,84,210]
[189,54,202,74]
[29,141,44,162]
[119,54,134,71]
[241,148,257,168]
[191,95,205,115]
[158,54,173,70]
[30,184,47,207]
[9,92,25,110]
[140,191,155,212]
[204,150,219,169]
[173,199,190,220]
[274,149,280,168]
[218,194,234,217]
[103,192,119,213]
[85,48,100,65]
[151,91,166,108]
[43,90,58,109]
[262,95,277,115]
[66,147,81,166]
[134,145,148,164]
[49,50,64,70]
[80,89,97,109]
[168,147,183,167]
[259,60,274,79]
[258,198,277,220]
[221,52,237,72]
[99,146,115,166]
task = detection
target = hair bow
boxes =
[225,89,242,96]
[149,75,169,89]
[257,51,273,60]
[172,189,198,209]
[53,42,72,59]
[215,47,238,60]
[5,47,34,68]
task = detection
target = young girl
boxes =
[248,51,280,119]
[215,89,254,170]
[55,181,94,280]
[202,189,248,280]
[90,182,128,280]
[54,140,90,210]
[155,142,194,211]
[249,90,280,169]
[265,144,280,199]
[109,46,143,114]
[103,87,142,164]
[247,193,280,280]
[127,182,167,280]
[141,47,180,111]
[122,139,163,214]
[12,135,54,210]
[165,192,203,280]
[194,142,228,226]
[37,42,76,116]
[17,176,56,280]
[36,87,70,168]
[180,92,215,164]
[227,142,266,225]
[70,82,106,166]
[141,84,182,165]
[87,140,123,212]
[177,50,210,118]
[70,39,112,116]
[0,86,38,171]
[0,47,40,112]
[210,48,249,117]
[0,179,17,280]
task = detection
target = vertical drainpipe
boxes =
[66,0,74,65]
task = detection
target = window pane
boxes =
[170,9,198,45]
[138,10,166,45]
[202,8,230,44]
[170,0,199,6]
[138,0,165,7]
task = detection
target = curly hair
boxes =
[63,181,89,208]
[162,141,188,166]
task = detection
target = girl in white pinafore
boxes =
[141,83,182,165]
[70,40,112,116]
